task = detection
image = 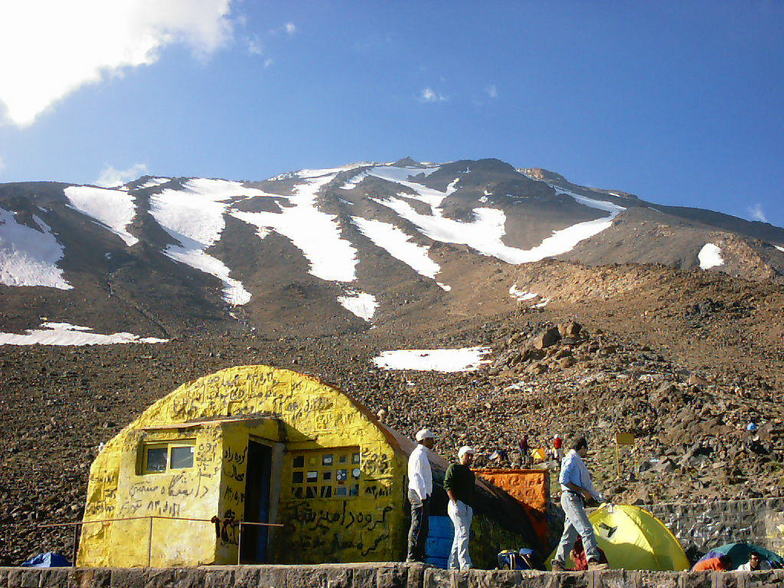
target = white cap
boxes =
[458,446,475,459]
[415,428,436,442]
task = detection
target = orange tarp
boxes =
[474,469,550,542]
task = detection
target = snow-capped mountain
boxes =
[1,158,783,340]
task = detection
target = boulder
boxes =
[528,362,549,375]
[521,348,546,362]
[650,382,678,403]
[652,458,678,474]
[560,356,576,369]
[688,373,707,386]
[559,320,583,338]
[532,327,561,349]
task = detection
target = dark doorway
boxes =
[241,441,272,563]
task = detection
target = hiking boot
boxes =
[550,560,566,572]
[588,559,609,571]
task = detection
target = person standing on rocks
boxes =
[554,434,564,462]
[444,446,476,570]
[407,428,435,562]
[551,437,609,571]
[519,434,531,468]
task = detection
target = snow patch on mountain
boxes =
[351,216,447,288]
[0,322,167,346]
[378,197,612,264]
[233,174,358,282]
[372,347,491,372]
[297,163,368,179]
[698,243,724,270]
[551,186,626,217]
[337,290,377,321]
[139,178,171,189]
[365,165,440,184]
[150,179,268,305]
[0,208,72,289]
[340,171,369,190]
[166,248,250,305]
[509,285,539,301]
[532,297,551,309]
[369,170,625,265]
[367,165,449,209]
[64,186,138,246]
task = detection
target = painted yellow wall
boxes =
[78,365,407,567]
[78,424,223,567]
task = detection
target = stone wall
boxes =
[2,564,784,588]
[639,498,784,560]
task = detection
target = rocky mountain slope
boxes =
[2,158,783,340]
[2,258,782,565]
[2,158,783,565]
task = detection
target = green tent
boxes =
[700,542,784,569]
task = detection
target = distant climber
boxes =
[519,434,531,467]
[551,437,609,571]
[406,428,435,562]
[553,434,564,461]
[444,446,476,570]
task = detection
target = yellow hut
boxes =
[77,365,538,567]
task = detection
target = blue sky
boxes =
[0,1,782,227]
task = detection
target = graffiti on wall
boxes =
[79,365,407,567]
[281,500,394,558]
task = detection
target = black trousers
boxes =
[406,489,430,562]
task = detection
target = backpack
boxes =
[497,548,537,570]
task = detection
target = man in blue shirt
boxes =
[551,437,609,571]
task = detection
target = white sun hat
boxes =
[458,446,475,459]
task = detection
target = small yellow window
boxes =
[142,442,195,474]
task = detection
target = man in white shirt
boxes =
[738,551,772,571]
[407,428,435,562]
[551,437,609,571]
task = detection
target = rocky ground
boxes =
[1,260,782,565]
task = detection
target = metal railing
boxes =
[38,515,283,566]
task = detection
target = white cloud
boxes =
[247,36,264,55]
[263,58,274,68]
[270,22,296,36]
[0,155,5,175]
[748,203,768,223]
[420,87,447,103]
[0,0,234,128]
[486,84,498,99]
[95,163,149,188]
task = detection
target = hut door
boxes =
[241,441,272,563]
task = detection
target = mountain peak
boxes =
[392,156,420,167]
[519,167,568,183]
